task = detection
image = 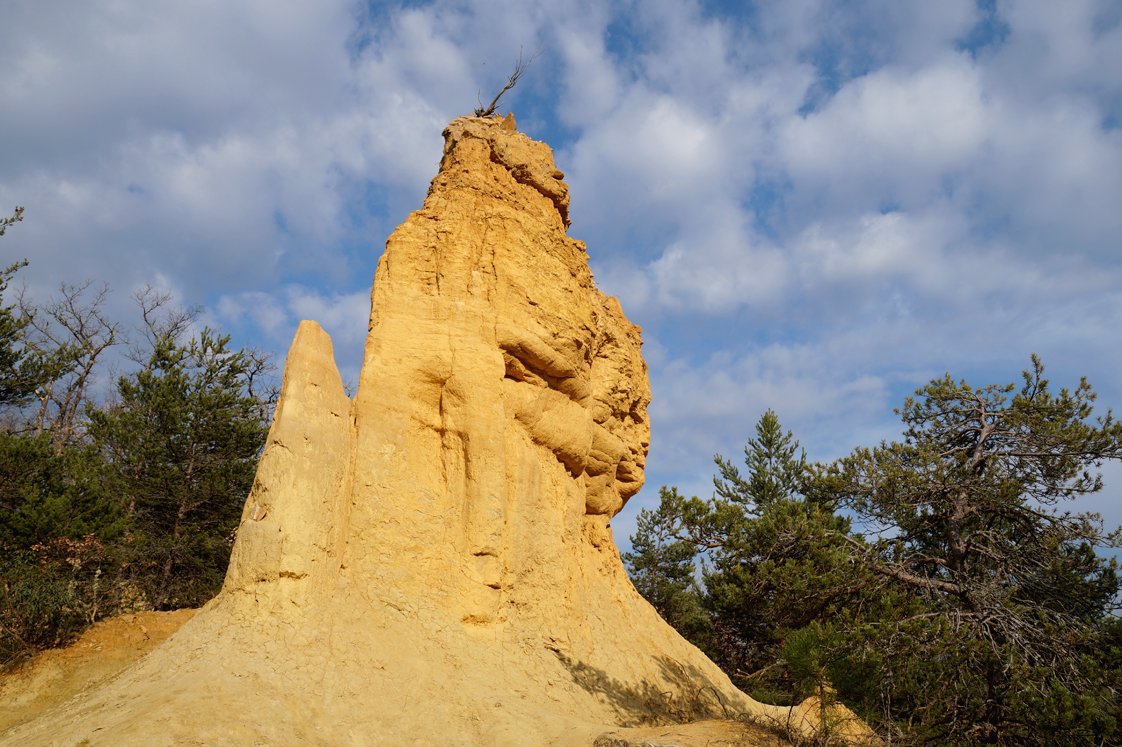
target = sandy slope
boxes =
[0,609,196,733]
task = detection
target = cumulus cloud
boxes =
[216,285,370,383]
[782,58,992,206]
[0,0,468,307]
[3,0,1121,546]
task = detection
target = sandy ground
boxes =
[0,610,792,746]
[0,609,197,734]
[595,719,792,746]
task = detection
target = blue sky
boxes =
[2,0,1121,548]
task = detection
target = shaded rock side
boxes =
[1,116,821,747]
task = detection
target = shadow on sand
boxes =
[550,649,737,727]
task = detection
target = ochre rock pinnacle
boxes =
[1,116,871,747]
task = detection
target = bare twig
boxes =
[474,45,542,117]
[694,685,731,719]
[15,281,123,450]
[128,285,203,365]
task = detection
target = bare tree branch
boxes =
[14,281,123,451]
[474,45,542,118]
[128,285,203,365]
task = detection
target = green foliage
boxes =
[0,535,111,668]
[0,205,22,238]
[628,411,866,705]
[703,413,863,685]
[0,431,122,550]
[0,213,69,416]
[0,251,275,659]
[714,409,808,512]
[88,329,269,609]
[0,551,86,667]
[623,487,711,644]
[0,208,33,407]
[808,356,1122,744]
[701,497,869,693]
[627,365,1122,745]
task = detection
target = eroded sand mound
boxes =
[1,115,875,747]
[0,610,196,734]
[0,612,811,746]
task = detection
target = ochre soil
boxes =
[0,609,791,746]
[0,609,196,734]
[599,718,792,746]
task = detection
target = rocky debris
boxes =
[1,115,872,747]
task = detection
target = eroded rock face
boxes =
[340,116,652,627]
[1,117,819,747]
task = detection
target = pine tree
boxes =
[702,417,863,700]
[809,356,1122,744]
[627,412,866,702]
[713,409,807,512]
[88,329,269,609]
[0,207,31,407]
[622,486,711,644]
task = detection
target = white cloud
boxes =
[642,221,788,313]
[216,285,370,388]
[217,286,369,351]
[283,287,371,350]
[782,57,992,206]
[556,25,621,125]
[3,0,1122,545]
[992,0,1122,93]
[567,91,736,229]
[215,292,290,340]
[0,0,469,302]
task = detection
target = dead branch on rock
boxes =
[475,45,542,117]
[694,685,732,719]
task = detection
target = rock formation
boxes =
[1,114,874,747]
